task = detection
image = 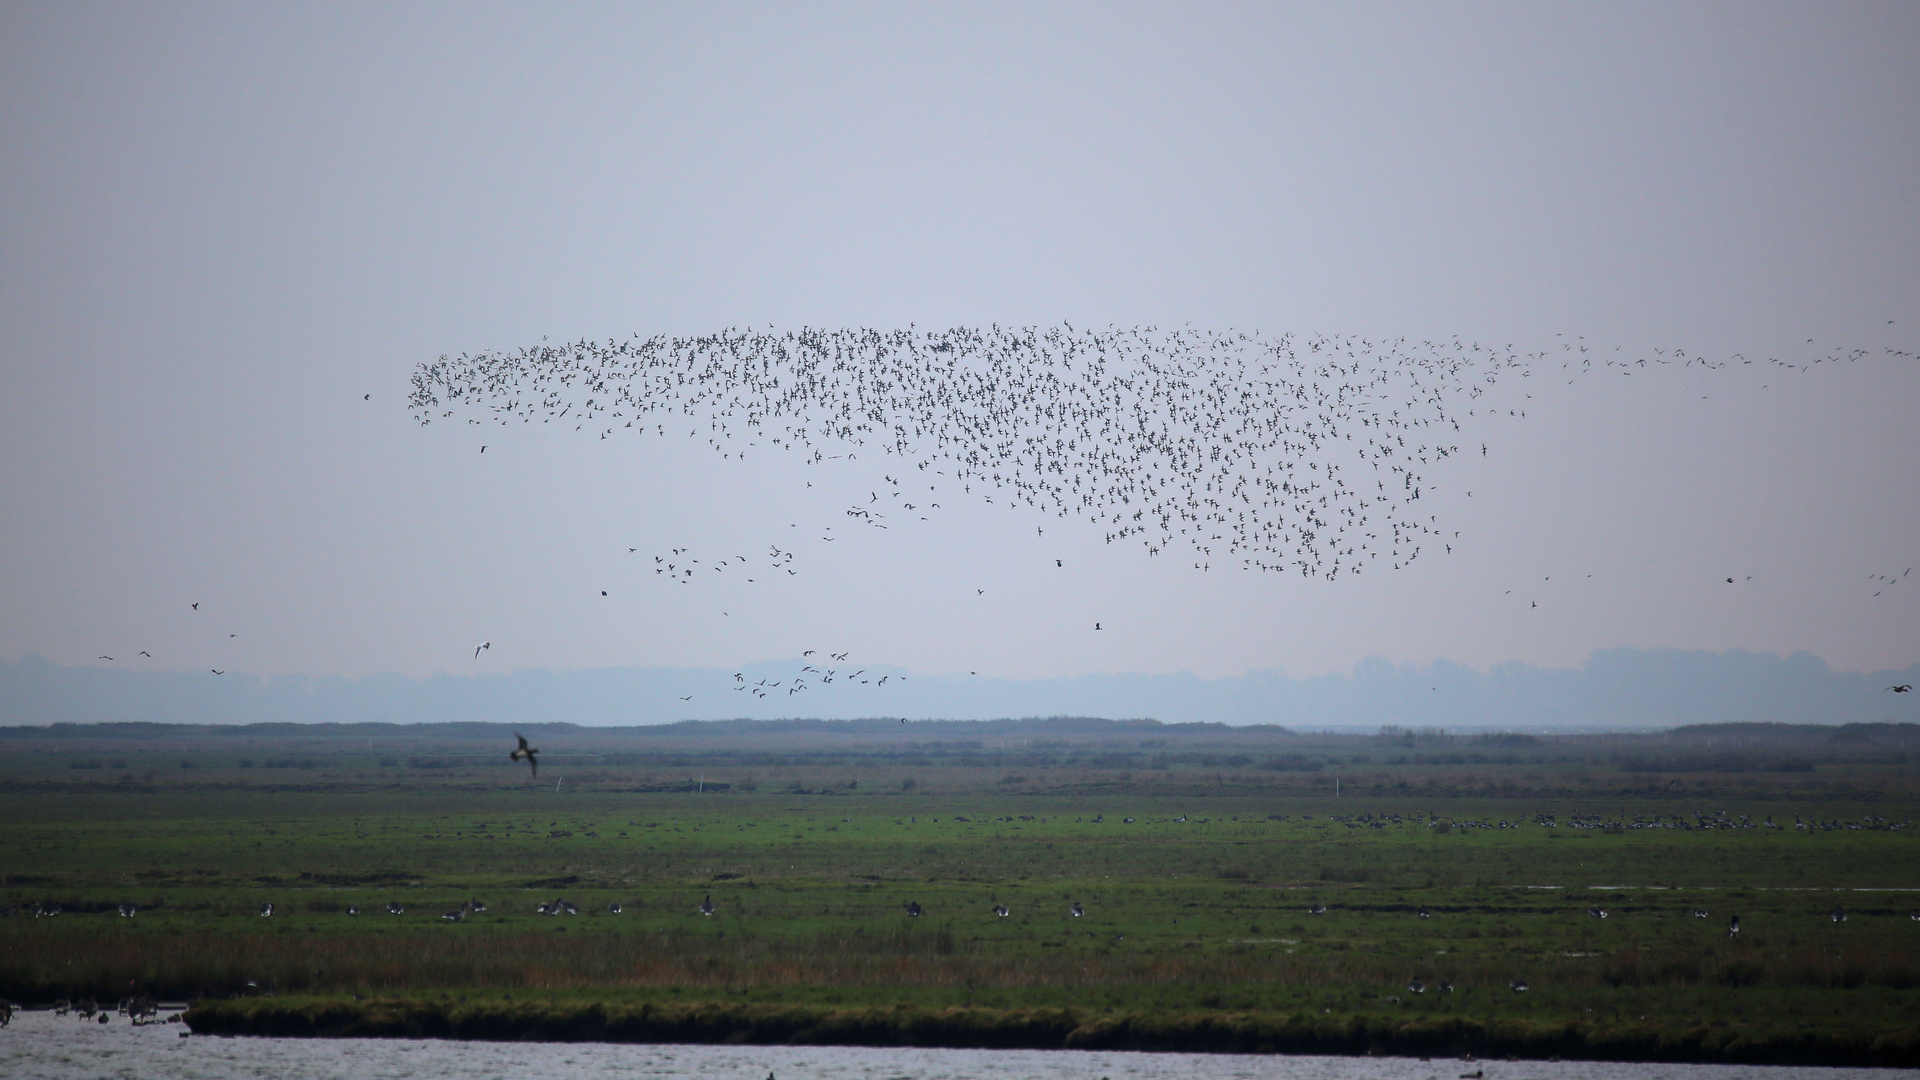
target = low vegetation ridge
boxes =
[183,996,1920,1067]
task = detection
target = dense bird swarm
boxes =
[408,326,1542,579]
[408,325,1904,579]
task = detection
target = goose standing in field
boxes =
[469,899,487,913]
[699,895,715,916]
[1693,907,1709,919]
[1407,978,1426,994]
[1439,981,1454,993]
[1830,905,1848,923]
[560,899,579,915]
[117,902,136,917]
[346,906,359,917]
[1071,901,1083,917]
[1509,978,1530,992]
[1417,905,1431,919]
[1309,901,1327,915]
[386,901,405,915]
[904,900,922,918]
[993,904,1010,917]
[609,901,622,914]
[1728,915,1740,938]
[440,908,465,922]
[258,902,273,917]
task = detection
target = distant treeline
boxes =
[5,648,1917,728]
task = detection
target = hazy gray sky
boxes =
[3,3,1915,706]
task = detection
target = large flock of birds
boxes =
[92,326,1915,681]
[408,324,1910,584]
[410,325,1534,579]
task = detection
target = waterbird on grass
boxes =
[386,901,404,915]
[699,895,714,916]
[1408,979,1426,994]
[258,902,273,917]
[1831,905,1848,922]
[510,733,539,776]
[993,904,1010,917]
[609,901,622,914]
[346,906,358,916]
[905,901,922,918]
[1729,915,1740,938]
[1071,901,1083,917]
[1308,902,1327,915]
[1509,979,1529,992]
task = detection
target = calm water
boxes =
[1,1010,1912,1080]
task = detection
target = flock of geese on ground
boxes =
[27,895,1912,931]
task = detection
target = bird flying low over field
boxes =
[510,733,539,776]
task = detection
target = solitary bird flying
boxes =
[1889,685,1913,693]
[510,732,539,776]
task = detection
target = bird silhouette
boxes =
[510,733,539,776]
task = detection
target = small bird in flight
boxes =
[1890,685,1914,694]
[510,732,539,776]
[210,669,225,675]
[474,642,490,660]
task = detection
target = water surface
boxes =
[1,1009,1910,1080]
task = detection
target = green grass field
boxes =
[3,719,1917,1062]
